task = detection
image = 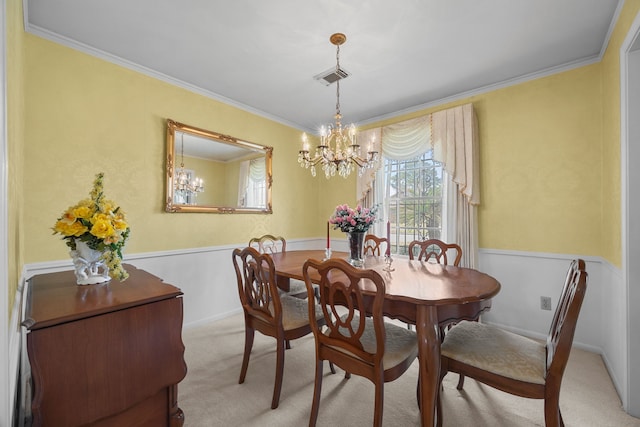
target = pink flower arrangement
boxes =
[329,204,378,233]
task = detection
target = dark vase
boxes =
[346,231,366,267]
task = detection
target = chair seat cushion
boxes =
[441,320,546,385]
[329,315,418,370]
[278,294,323,331]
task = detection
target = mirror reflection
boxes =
[166,119,273,213]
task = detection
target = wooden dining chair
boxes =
[408,238,462,266]
[363,234,388,256]
[249,234,310,297]
[248,234,286,254]
[232,246,328,409]
[407,239,464,331]
[436,259,588,427]
[302,258,419,427]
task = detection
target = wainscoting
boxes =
[10,239,627,424]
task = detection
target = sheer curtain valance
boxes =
[356,103,480,267]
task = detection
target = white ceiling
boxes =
[25,0,621,133]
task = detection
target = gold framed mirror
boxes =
[165,119,273,213]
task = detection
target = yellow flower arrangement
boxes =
[52,172,130,281]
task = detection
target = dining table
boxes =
[268,249,501,427]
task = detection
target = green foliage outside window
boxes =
[385,151,443,255]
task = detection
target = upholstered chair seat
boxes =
[441,320,546,385]
[329,314,418,373]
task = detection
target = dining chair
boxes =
[249,234,309,298]
[248,234,286,254]
[232,246,328,409]
[408,239,462,266]
[302,258,419,427]
[363,234,388,256]
[436,259,588,427]
[407,239,464,332]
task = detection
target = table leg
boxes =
[416,305,441,427]
[275,275,291,292]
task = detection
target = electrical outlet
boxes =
[540,296,552,311]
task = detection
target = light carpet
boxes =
[178,313,640,426]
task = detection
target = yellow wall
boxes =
[7,0,26,311]
[367,64,603,256]
[22,34,324,263]
[601,0,640,266]
[12,2,640,281]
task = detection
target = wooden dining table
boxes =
[268,249,501,427]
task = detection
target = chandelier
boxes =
[298,33,378,179]
[174,133,204,200]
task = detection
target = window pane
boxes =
[385,150,443,255]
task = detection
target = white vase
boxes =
[70,240,111,285]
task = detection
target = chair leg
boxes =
[543,394,563,427]
[286,340,291,350]
[309,358,324,427]
[456,374,465,390]
[329,361,336,374]
[436,377,443,427]
[416,373,421,409]
[271,338,286,409]
[373,381,384,427]
[239,327,254,384]
[434,361,449,427]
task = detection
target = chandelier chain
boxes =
[335,44,341,118]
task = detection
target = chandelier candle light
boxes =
[298,33,379,179]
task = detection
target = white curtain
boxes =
[249,157,265,181]
[358,103,480,268]
[356,115,431,204]
[237,160,250,207]
[431,103,479,268]
[381,115,431,160]
[356,128,382,204]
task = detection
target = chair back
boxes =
[545,259,588,380]
[249,234,286,254]
[363,234,388,256]
[408,239,462,266]
[232,246,281,324]
[303,258,386,365]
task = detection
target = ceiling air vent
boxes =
[314,67,350,86]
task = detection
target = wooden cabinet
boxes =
[22,264,187,427]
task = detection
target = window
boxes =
[383,150,444,255]
[246,176,266,207]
